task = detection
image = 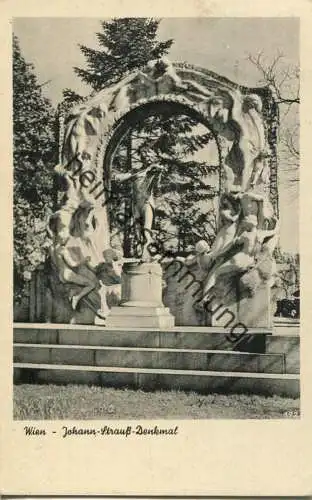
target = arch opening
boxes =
[102,100,223,258]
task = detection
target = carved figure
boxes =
[112,163,165,260]
[233,190,274,231]
[228,91,268,190]
[95,248,123,319]
[48,214,98,311]
[247,149,271,193]
[143,57,188,93]
[199,208,278,303]
[201,213,259,300]
[211,193,240,254]
[62,103,107,167]
[202,89,268,193]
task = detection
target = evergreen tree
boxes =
[109,111,220,255]
[13,34,56,302]
[63,18,220,255]
[73,18,173,91]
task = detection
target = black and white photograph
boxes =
[12,16,300,420]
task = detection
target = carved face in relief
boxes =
[206,96,229,129]
[242,94,263,113]
[195,240,210,255]
[97,248,123,284]
[145,58,170,79]
[48,212,71,246]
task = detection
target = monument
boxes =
[47,58,279,328]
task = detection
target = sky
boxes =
[13,17,299,253]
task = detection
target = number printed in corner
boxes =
[284,410,300,418]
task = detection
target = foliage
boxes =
[275,250,300,298]
[109,112,220,255]
[65,18,220,256]
[13,34,56,302]
[61,88,84,107]
[73,18,173,91]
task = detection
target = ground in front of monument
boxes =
[14,384,299,420]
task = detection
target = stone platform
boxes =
[13,323,299,398]
[105,261,175,328]
[105,306,175,328]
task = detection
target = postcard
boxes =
[1,0,311,496]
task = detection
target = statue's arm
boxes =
[112,165,153,183]
[182,80,212,98]
[61,247,90,270]
[60,248,78,269]
[137,70,155,83]
[222,211,239,223]
[228,89,243,124]
[184,255,197,267]
[111,172,133,183]
[210,236,240,262]
[258,227,278,244]
[246,191,265,202]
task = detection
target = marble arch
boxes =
[49,59,279,324]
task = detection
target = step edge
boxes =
[13,343,285,357]
[13,323,272,334]
[13,363,300,379]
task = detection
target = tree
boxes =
[13,34,57,303]
[108,111,220,256]
[74,18,173,91]
[63,18,220,256]
[247,51,299,106]
[275,250,300,298]
[62,18,173,103]
[247,51,299,182]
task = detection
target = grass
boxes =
[14,384,300,420]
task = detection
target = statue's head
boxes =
[97,248,123,284]
[243,94,263,113]
[48,212,70,245]
[195,240,210,255]
[207,96,229,127]
[103,248,123,263]
[88,102,107,120]
[256,147,271,161]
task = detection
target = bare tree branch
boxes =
[247,51,300,105]
[247,51,300,185]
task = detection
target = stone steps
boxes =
[13,323,299,397]
[13,343,287,374]
[272,318,300,336]
[13,362,299,398]
[14,324,299,373]
[14,324,270,351]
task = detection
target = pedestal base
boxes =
[105,261,176,328]
[105,306,175,328]
[238,282,272,328]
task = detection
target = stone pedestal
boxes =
[106,261,175,328]
[210,276,239,328]
[162,260,204,326]
[238,282,272,328]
